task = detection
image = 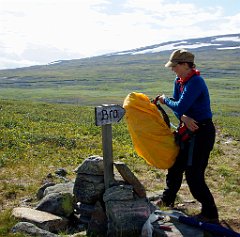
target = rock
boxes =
[12,222,59,237]
[75,203,95,217]
[12,207,68,232]
[147,190,164,202]
[74,155,104,175]
[37,182,56,200]
[79,215,91,224]
[87,201,108,237]
[43,182,74,197]
[67,213,87,231]
[103,185,134,202]
[114,161,146,198]
[36,192,74,217]
[105,198,151,237]
[74,179,105,204]
[73,156,105,204]
[55,168,68,177]
[76,173,104,183]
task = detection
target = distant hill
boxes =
[0,33,239,105]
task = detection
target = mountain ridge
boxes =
[108,33,240,56]
[0,33,239,105]
[43,33,240,67]
[0,33,239,71]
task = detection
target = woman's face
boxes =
[171,63,189,78]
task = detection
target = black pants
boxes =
[162,120,218,219]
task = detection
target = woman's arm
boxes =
[159,76,204,118]
[181,115,199,132]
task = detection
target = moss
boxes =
[61,193,74,216]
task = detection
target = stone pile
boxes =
[12,155,152,237]
[73,156,151,236]
[11,155,205,237]
[73,156,107,236]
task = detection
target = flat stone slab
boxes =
[12,207,68,232]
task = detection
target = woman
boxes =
[158,49,219,223]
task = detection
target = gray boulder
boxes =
[36,192,74,217]
[37,182,56,200]
[103,185,134,202]
[87,201,108,237]
[73,156,105,204]
[12,221,59,237]
[74,155,104,175]
[105,198,151,237]
[43,182,74,197]
[74,177,105,204]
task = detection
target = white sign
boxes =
[95,104,125,126]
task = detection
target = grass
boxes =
[0,97,239,236]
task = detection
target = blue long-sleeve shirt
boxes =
[164,74,212,122]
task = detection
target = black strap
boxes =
[153,96,171,128]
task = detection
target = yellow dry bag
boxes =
[123,92,179,169]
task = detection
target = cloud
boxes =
[0,56,39,69]
[0,0,239,69]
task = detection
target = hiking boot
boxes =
[155,197,174,208]
[193,213,220,224]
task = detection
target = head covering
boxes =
[165,49,195,67]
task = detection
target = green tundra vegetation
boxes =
[0,50,239,236]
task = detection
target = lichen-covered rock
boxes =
[76,173,104,183]
[73,179,105,204]
[36,192,74,217]
[43,182,74,197]
[105,198,151,237]
[103,185,134,202]
[74,155,104,175]
[73,156,105,204]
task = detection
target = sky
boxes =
[0,0,239,69]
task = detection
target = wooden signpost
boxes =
[95,104,125,189]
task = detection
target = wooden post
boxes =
[95,104,125,189]
[102,124,114,189]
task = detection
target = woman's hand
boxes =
[159,94,166,104]
[181,115,199,132]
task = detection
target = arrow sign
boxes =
[95,104,125,126]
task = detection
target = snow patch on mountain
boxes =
[213,36,240,42]
[218,46,240,50]
[132,42,220,55]
[111,34,240,56]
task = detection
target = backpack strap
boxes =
[153,96,171,128]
